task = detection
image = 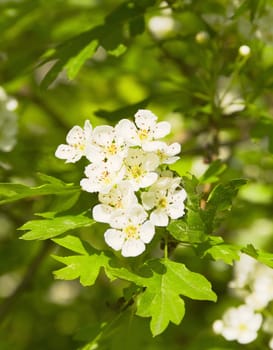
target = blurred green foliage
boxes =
[1,0,273,349]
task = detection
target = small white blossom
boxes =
[80,162,125,194]
[85,125,127,168]
[55,120,92,163]
[104,205,155,257]
[92,182,138,224]
[124,148,159,190]
[148,16,176,39]
[116,109,171,149]
[143,140,181,164]
[213,305,263,344]
[142,174,186,226]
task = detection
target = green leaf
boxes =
[168,209,206,243]
[129,15,145,37]
[107,43,127,57]
[204,179,247,232]
[241,244,273,269]
[0,178,79,205]
[19,213,94,240]
[197,236,240,265]
[137,259,216,336]
[52,251,110,286]
[53,235,91,255]
[65,40,98,79]
[199,160,227,184]
[40,0,156,87]
[109,258,216,336]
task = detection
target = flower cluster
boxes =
[213,254,273,347]
[55,109,187,257]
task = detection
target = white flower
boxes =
[104,206,155,257]
[245,274,273,310]
[55,120,92,163]
[85,125,127,168]
[123,148,159,191]
[92,181,138,224]
[116,109,171,149]
[148,16,176,39]
[80,162,125,194]
[142,174,186,226]
[213,305,263,344]
[143,140,181,164]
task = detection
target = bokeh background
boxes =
[1,0,273,349]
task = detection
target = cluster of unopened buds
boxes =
[55,109,187,257]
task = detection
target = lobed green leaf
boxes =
[19,213,94,240]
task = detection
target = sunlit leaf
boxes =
[19,213,94,240]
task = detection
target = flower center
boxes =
[74,143,85,151]
[138,129,149,140]
[124,225,139,239]
[107,144,117,155]
[130,165,143,179]
[101,171,111,184]
[158,197,167,208]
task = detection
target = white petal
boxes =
[139,221,155,243]
[163,156,180,164]
[135,109,157,129]
[121,239,145,257]
[128,204,148,225]
[141,191,157,210]
[66,125,85,145]
[104,229,125,251]
[85,144,104,163]
[143,153,160,171]
[80,178,99,193]
[93,125,114,146]
[115,119,139,146]
[142,140,166,152]
[139,172,158,188]
[172,189,187,203]
[92,204,113,223]
[109,211,128,229]
[167,204,185,219]
[150,209,169,227]
[55,144,81,163]
[84,120,93,138]
[167,142,181,156]
[153,121,171,139]
[237,331,258,344]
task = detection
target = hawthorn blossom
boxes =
[213,305,263,344]
[80,162,125,194]
[142,140,181,164]
[55,120,92,163]
[54,109,187,257]
[123,148,159,190]
[92,182,138,224]
[85,125,127,168]
[104,205,155,257]
[141,174,187,226]
[116,109,171,149]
